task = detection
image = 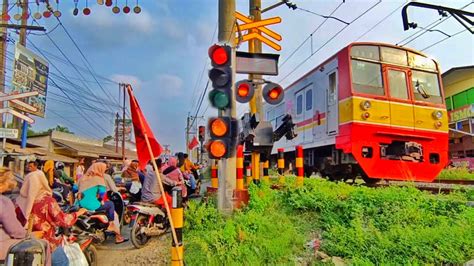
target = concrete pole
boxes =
[186,114,190,155]
[217,0,236,212]
[0,0,8,126]
[249,0,263,183]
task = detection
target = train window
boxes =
[408,52,437,71]
[351,45,380,61]
[388,70,409,99]
[351,60,384,96]
[296,95,303,115]
[306,90,312,111]
[381,47,408,66]
[412,70,442,104]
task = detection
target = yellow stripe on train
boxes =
[339,96,448,132]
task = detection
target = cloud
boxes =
[152,74,184,98]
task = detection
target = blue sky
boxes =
[2,0,473,152]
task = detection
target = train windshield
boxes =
[350,45,442,104]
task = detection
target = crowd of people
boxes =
[0,152,203,266]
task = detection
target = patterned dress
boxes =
[30,195,77,250]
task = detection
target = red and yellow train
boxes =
[265,42,448,182]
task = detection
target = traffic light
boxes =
[207,117,238,159]
[263,82,284,105]
[208,44,233,110]
[198,126,205,142]
[235,80,255,103]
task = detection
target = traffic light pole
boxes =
[217,0,236,213]
[249,0,263,183]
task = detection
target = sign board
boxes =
[236,51,280,75]
[10,44,49,117]
[115,118,132,141]
[0,128,19,138]
[235,11,282,51]
[449,104,474,123]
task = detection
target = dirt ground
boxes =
[96,232,171,266]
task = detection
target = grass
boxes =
[437,166,474,180]
[184,178,474,265]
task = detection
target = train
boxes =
[264,42,448,182]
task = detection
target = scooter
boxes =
[127,200,170,249]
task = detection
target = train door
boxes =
[327,71,338,135]
[294,85,312,144]
[304,86,314,143]
[385,67,414,130]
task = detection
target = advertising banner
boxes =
[10,44,49,117]
[115,118,132,141]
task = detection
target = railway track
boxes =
[369,179,474,194]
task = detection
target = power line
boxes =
[421,28,468,51]
[279,1,346,68]
[278,0,382,84]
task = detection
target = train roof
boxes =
[282,42,437,92]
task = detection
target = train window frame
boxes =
[411,70,443,104]
[351,59,385,97]
[306,89,313,111]
[296,94,303,115]
[386,68,410,101]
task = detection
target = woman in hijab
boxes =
[77,162,127,244]
[17,161,87,266]
[43,160,72,205]
[162,157,187,199]
[122,160,141,202]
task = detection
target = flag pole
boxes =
[126,85,183,266]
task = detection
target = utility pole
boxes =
[186,113,190,155]
[249,0,263,183]
[121,83,126,160]
[0,0,9,126]
[217,0,236,212]
[115,112,119,153]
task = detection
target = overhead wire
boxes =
[421,28,469,51]
[278,0,382,84]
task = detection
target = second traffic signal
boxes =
[208,44,233,110]
[206,117,238,159]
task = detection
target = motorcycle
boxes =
[127,201,170,249]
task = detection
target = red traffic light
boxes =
[263,82,284,105]
[235,80,255,103]
[209,44,230,66]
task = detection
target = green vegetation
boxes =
[437,166,474,180]
[184,178,474,265]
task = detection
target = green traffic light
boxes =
[209,90,230,109]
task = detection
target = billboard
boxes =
[115,118,132,141]
[10,44,49,117]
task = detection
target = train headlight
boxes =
[432,110,443,120]
[434,121,443,128]
[360,100,371,110]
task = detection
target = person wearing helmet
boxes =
[54,162,74,186]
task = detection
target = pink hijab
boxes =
[163,157,187,197]
[16,170,52,220]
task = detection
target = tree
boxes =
[27,124,74,137]
[103,135,114,143]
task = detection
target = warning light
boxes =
[206,117,238,159]
[209,45,229,66]
[235,80,255,103]
[263,82,284,105]
[198,126,206,142]
[209,140,227,158]
[210,118,229,137]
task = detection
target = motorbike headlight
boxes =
[360,100,371,110]
[432,110,443,120]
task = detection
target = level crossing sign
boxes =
[234,11,282,51]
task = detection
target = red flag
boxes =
[127,85,162,170]
[188,136,199,150]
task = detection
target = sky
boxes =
[2,0,473,153]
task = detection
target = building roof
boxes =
[442,65,474,78]
[52,139,120,158]
[4,141,77,163]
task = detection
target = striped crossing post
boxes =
[236,145,244,190]
[207,160,218,194]
[234,145,249,208]
[277,148,285,184]
[262,160,269,183]
[296,145,304,187]
[245,163,252,186]
[171,187,183,266]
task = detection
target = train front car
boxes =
[337,43,448,182]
